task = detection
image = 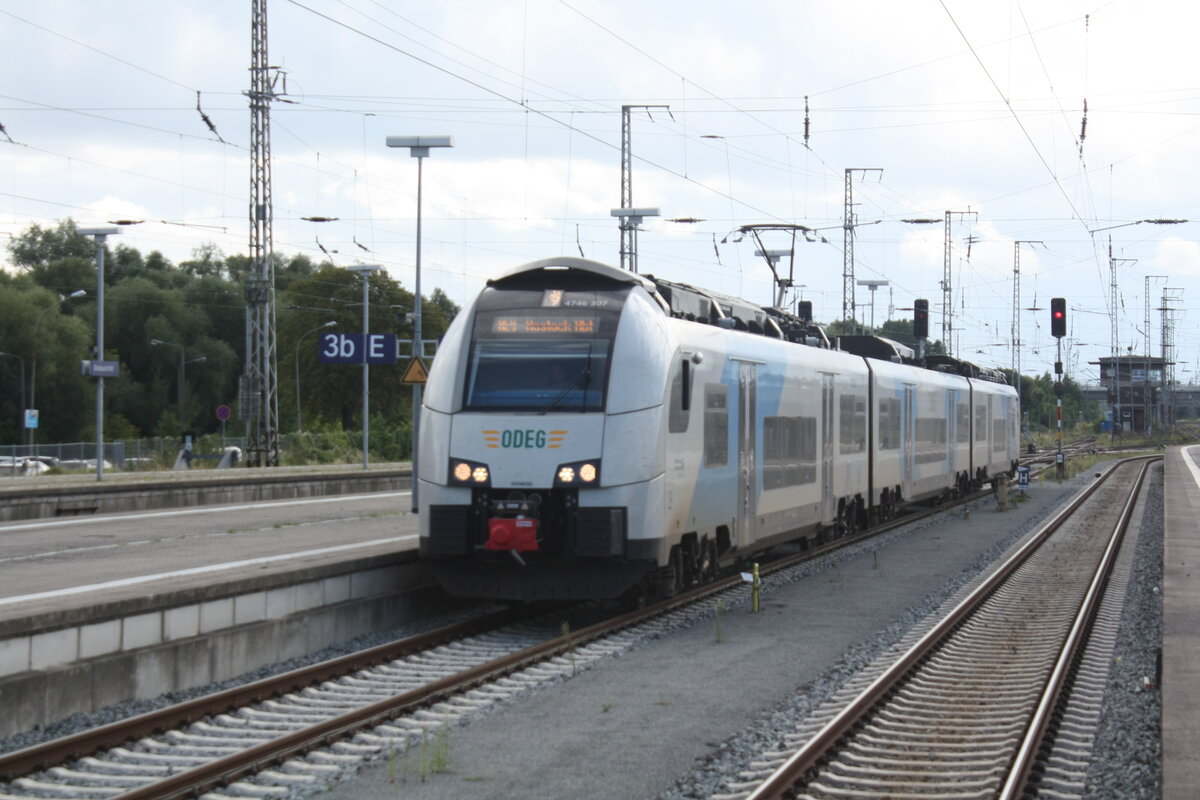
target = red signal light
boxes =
[1050,298,1066,337]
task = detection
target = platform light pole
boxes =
[346,265,381,469]
[856,279,889,333]
[29,289,87,449]
[78,226,119,480]
[295,320,336,433]
[386,135,454,511]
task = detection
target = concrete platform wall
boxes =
[0,469,409,523]
[0,558,445,737]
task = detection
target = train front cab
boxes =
[417,259,672,601]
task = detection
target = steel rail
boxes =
[107,586,728,800]
[999,457,1153,799]
[0,604,534,781]
[744,455,1157,800]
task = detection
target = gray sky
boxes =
[2,0,1198,383]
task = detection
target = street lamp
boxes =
[386,134,454,510]
[78,226,119,480]
[295,320,336,432]
[856,279,889,333]
[151,339,205,426]
[345,264,381,469]
[29,289,87,449]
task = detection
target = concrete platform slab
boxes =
[1162,445,1200,800]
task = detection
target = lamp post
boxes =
[295,320,336,432]
[29,289,87,449]
[77,226,119,481]
[345,265,381,469]
[856,279,889,333]
[386,134,454,511]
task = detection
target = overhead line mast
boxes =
[942,209,976,357]
[243,0,283,466]
[614,104,668,273]
[842,168,882,324]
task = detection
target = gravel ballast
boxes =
[312,471,1144,800]
[2,464,1164,800]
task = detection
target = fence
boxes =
[0,428,410,474]
[1,440,164,474]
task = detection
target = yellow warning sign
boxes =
[400,356,429,385]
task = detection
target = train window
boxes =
[839,395,866,454]
[669,360,691,433]
[916,417,947,445]
[957,401,971,443]
[975,404,988,441]
[764,416,817,488]
[915,416,947,464]
[991,419,1007,451]
[878,397,901,450]
[464,339,610,411]
[703,384,728,467]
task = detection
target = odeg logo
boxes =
[483,429,567,449]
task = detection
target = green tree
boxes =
[6,219,98,270]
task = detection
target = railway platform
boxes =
[0,481,437,737]
[0,462,410,523]
[1163,445,1200,800]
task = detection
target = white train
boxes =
[418,258,1019,602]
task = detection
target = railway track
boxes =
[714,455,1156,800]
[0,478,1011,799]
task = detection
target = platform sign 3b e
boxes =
[319,332,397,364]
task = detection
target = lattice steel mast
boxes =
[243,0,282,466]
[939,209,975,356]
[614,104,667,273]
[1011,240,1041,399]
[841,168,882,323]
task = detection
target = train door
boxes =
[947,389,957,476]
[821,374,835,523]
[737,361,757,549]
[902,385,915,492]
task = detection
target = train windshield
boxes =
[464,290,623,412]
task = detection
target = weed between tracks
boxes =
[387,723,453,784]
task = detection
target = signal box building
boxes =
[1091,355,1168,434]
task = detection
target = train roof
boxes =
[836,335,915,362]
[836,335,1011,385]
[488,258,831,347]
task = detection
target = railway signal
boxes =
[1050,298,1067,338]
[913,299,929,340]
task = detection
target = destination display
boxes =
[491,315,599,335]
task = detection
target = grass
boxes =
[1042,448,1160,482]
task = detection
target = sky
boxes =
[2,0,1199,386]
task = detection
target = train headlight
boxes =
[554,459,600,487]
[448,458,491,487]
